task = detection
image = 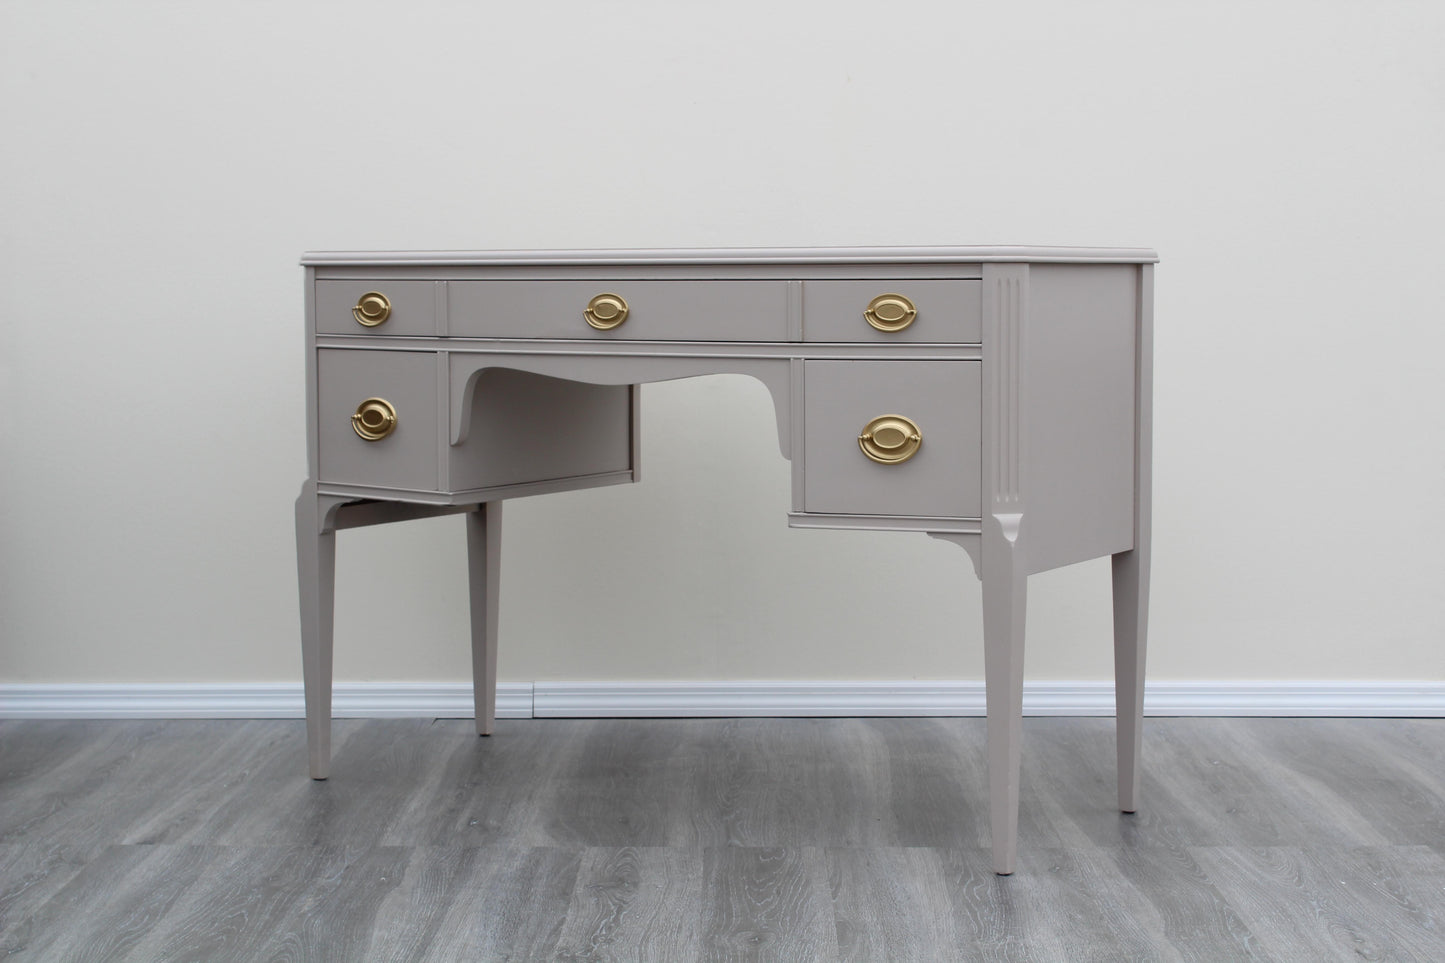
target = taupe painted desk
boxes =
[295,246,1155,875]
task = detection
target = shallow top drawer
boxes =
[448,280,789,341]
[803,280,981,343]
[315,280,437,336]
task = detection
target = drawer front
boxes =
[316,350,438,491]
[803,360,981,517]
[449,280,789,340]
[315,280,437,336]
[803,280,982,343]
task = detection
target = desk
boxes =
[295,246,1155,875]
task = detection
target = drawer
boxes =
[316,350,438,491]
[315,281,438,336]
[803,360,981,517]
[448,280,789,340]
[803,280,981,343]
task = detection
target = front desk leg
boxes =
[1112,546,1150,813]
[296,484,337,780]
[982,516,1027,875]
[467,501,502,735]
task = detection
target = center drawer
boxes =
[447,280,789,340]
[803,360,982,518]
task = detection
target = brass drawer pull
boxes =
[864,293,916,332]
[352,291,392,327]
[584,293,629,330]
[352,398,398,441]
[859,414,922,464]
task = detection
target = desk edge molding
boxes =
[301,246,1160,267]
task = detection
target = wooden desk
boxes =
[295,246,1155,874]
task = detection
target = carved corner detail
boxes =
[928,532,983,581]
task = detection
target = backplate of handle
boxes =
[352,291,392,327]
[864,293,917,332]
[352,397,398,441]
[584,293,629,330]
[859,414,922,464]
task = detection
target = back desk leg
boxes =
[468,501,502,736]
[296,484,337,780]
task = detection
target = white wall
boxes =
[2,0,1441,689]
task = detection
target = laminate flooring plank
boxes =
[369,846,581,962]
[862,718,991,849]
[928,847,1051,963]
[1205,719,1396,846]
[1104,844,1265,962]
[113,844,392,962]
[1191,845,1445,962]
[826,846,962,962]
[252,844,409,962]
[937,847,1191,963]
[0,842,103,948]
[208,718,441,846]
[699,846,836,963]
[0,720,119,794]
[381,720,584,847]
[0,719,175,846]
[693,719,838,848]
[536,721,716,848]
[701,718,900,849]
[704,718,907,849]
[552,846,704,962]
[1017,718,1206,852]
[169,721,335,845]
[118,720,309,844]
[1078,718,1370,849]
[1013,718,1116,851]
[0,843,216,961]
[1305,719,1445,845]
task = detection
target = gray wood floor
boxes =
[1,716,1442,961]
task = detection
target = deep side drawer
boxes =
[803,360,982,517]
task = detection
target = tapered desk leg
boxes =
[296,483,337,780]
[1115,260,1154,814]
[467,501,502,736]
[982,518,1027,875]
[1112,546,1150,813]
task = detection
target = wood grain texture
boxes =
[1191,845,1445,962]
[0,717,1442,961]
[701,847,836,962]
[552,847,704,962]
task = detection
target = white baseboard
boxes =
[0,680,1441,719]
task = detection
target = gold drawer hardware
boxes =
[352,291,392,327]
[352,398,398,441]
[864,293,917,332]
[859,414,922,464]
[584,293,629,330]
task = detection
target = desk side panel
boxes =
[1022,264,1140,574]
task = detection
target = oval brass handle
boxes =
[864,293,917,332]
[352,291,392,327]
[584,293,629,330]
[859,414,922,464]
[352,398,398,441]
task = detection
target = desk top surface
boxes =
[302,245,1159,267]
